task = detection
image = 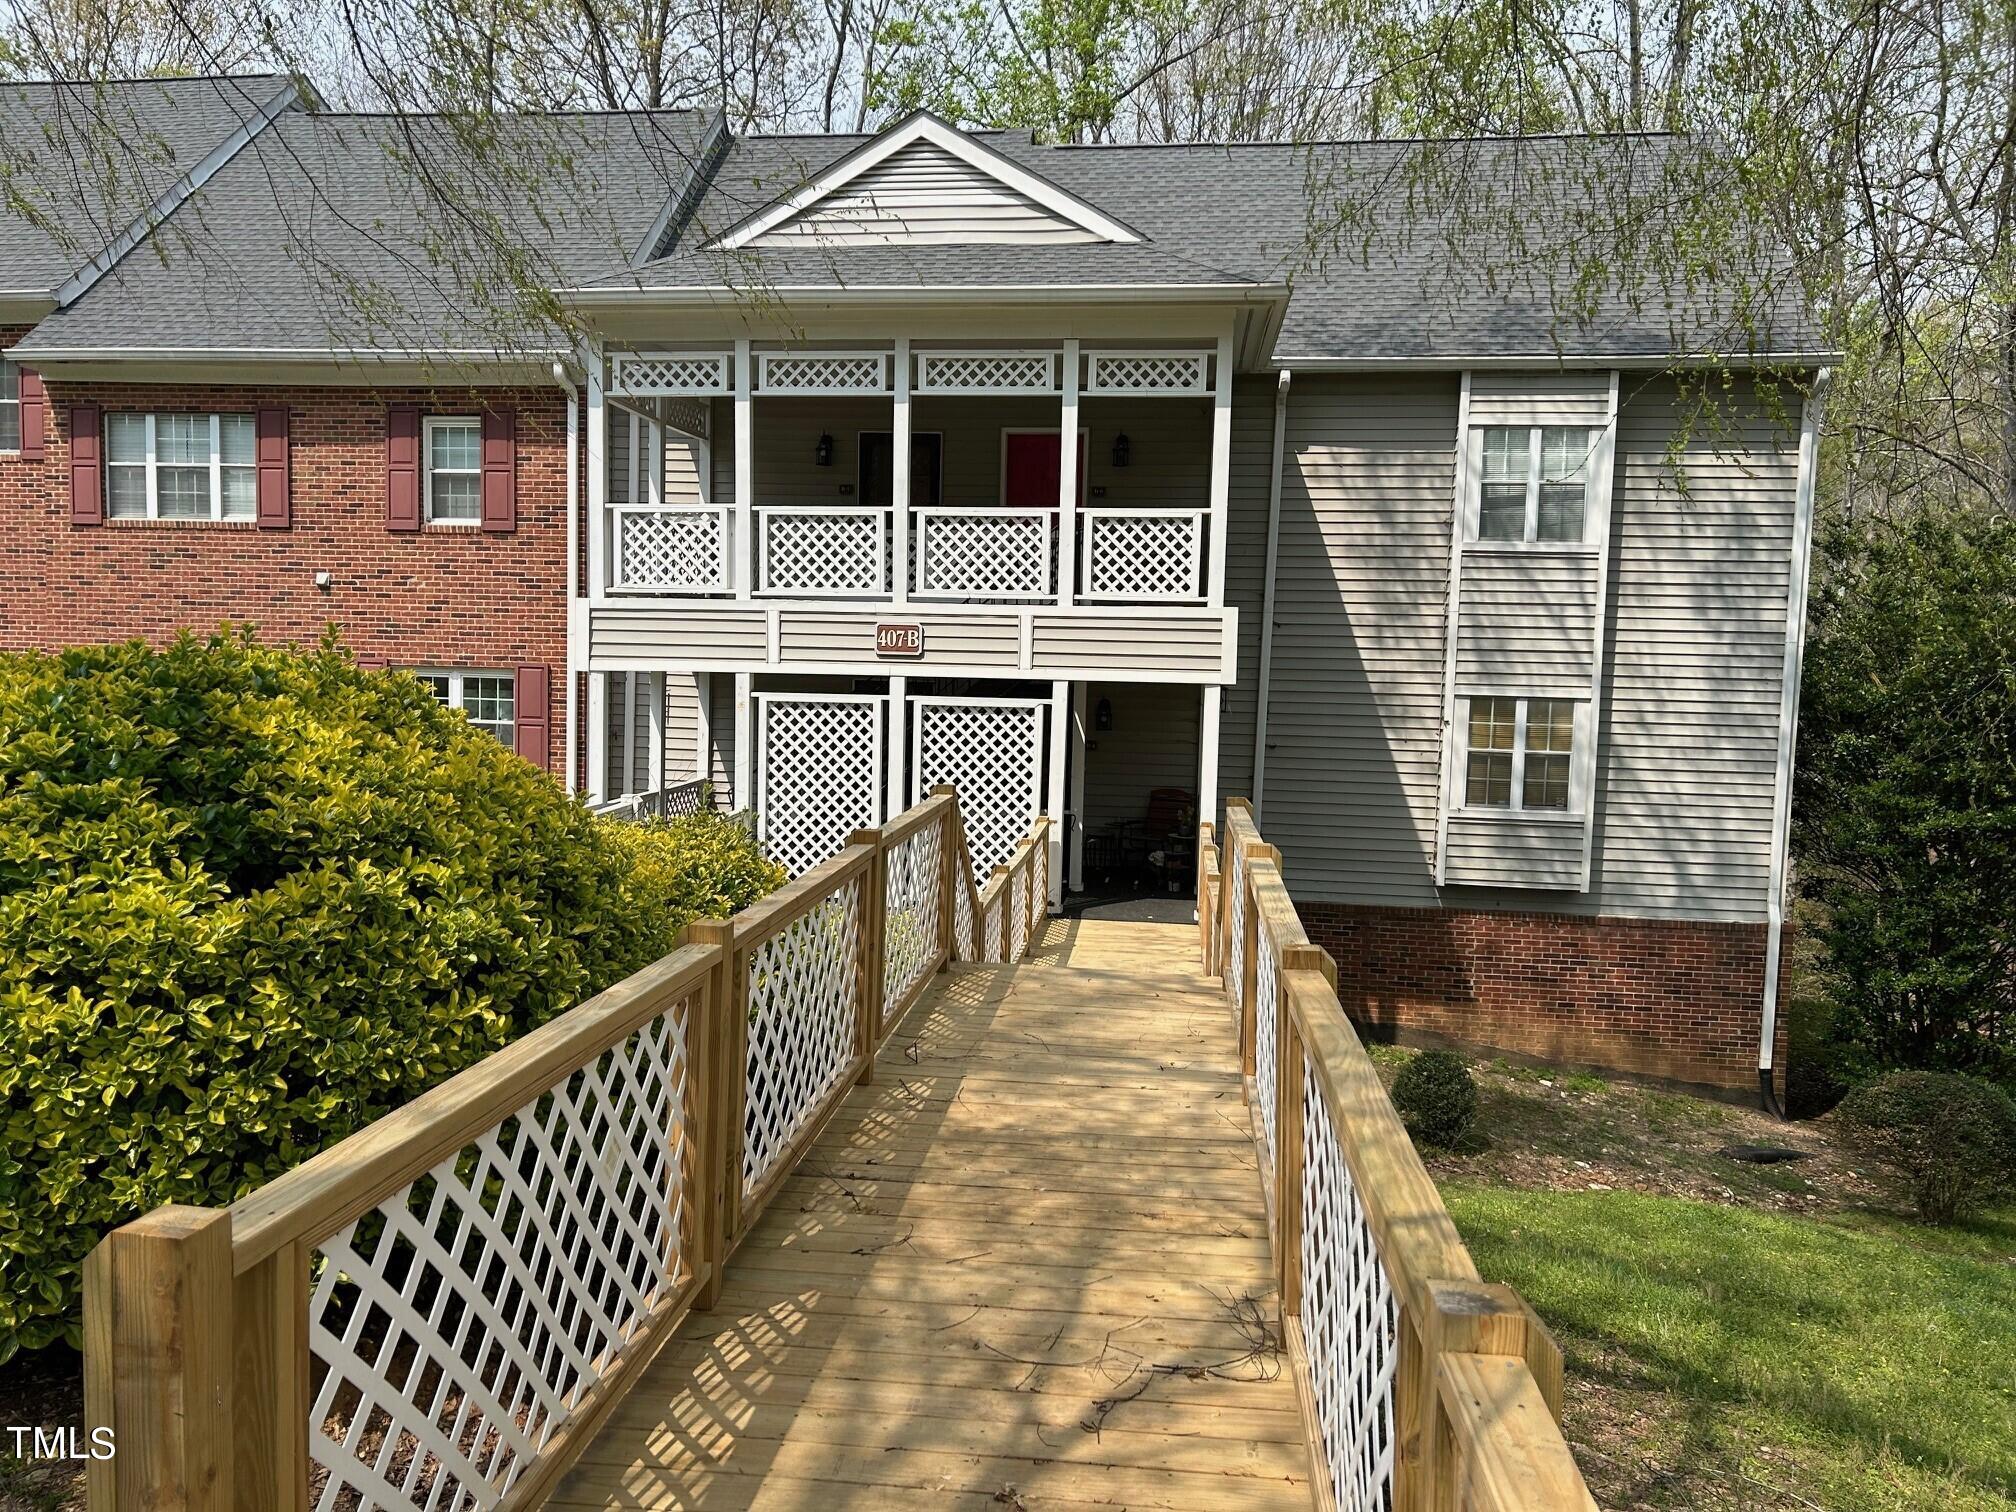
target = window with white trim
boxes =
[103,413,256,520]
[424,416,481,524]
[417,669,515,745]
[0,358,18,451]
[1463,696,1581,812]
[1474,426,1594,543]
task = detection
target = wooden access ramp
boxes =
[550,919,1311,1509]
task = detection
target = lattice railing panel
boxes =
[743,880,861,1196]
[660,396,710,438]
[1300,1058,1400,1512]
[616,507,729,591]
[916,351,1056,394]
[952,845,977,959]
[306,994,694,1511]
[1032,830,1050,917]
[760,698,882,876]
[1228,843,1248,1021]
[612,352,731,396]
[1084,351,1210,395]
[1009,866,1030,958]
[1255,912,1281,1171]
[914,701,1043,887]
[759,353,888,393]
[914,511,1052,599]
[1082,511,1204,601]
[883,818,945,1024]
[761,509,885,595]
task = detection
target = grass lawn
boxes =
[1379,1049,2016,1510]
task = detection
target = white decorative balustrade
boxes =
[915,350,1059,394]
[614,505,730,591]
[912,508,1054,600]
[1079,509,1205,602]
[757,506,889,596]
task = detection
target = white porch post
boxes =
[733,671,754,812]
[647,671,666,790]
[1048,680,1069,910]
[1068,682,1088,891]
[887,674,908,817]
[1199,685,1222,830]
[1206,326,1234,604]
[618,672,636,796]
[891,337,911,603]
[585,340,609,599]
[586,673,608,804]
[694,671,713,785]
[733,339,754,599]
[1057,338,1080,605]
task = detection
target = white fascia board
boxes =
[711,111,1143,250]
[15,347,567,386]
[0,293,58,323]
[50,78,302,310]
[559,282,1287,307]
[1271,349,1842,370]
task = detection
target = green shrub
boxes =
[1391,1049,1478,1148]
[1832,1070,2016,1224]
[0,632,778,1359]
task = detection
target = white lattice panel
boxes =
[743,880,861,1195]
[1033,829,1050,916]
[612,352,731,395]
[660,396,710,438]
[1227,844,1248,1020]
[758,352,888,393]
[760,509,886,595]
[1082,511,1204,601]
[883,817,945,1024]
[1255,912,1280,1171]
[1300,1059,1399,1512]
[913,698,1044,888]
[952,842,977,959]
[307,995,693,1511]
[1010,866,1030,958]
[915,351,1057,394]
[914,510,1052,599]
[616,507,729,590]
[759,696,884,876]
[1084,350,1211,395]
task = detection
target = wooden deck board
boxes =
[553,920,1310,1511]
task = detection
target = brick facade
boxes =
[1297,901,1793,1097]
[0,337,568,770]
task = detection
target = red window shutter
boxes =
[255,406,291,529]
[481,406,517,533]
[18,368,45,461]
[386,405,421,532]
[69,405,102,526]
[514,664,550,769]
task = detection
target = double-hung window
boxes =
[105,413,256,520]
[418,669,515,745]
[424,417,481,524]
[1475,426,1594,544]
[1463,696,1581,813]
[0,357,18,451]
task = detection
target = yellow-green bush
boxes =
[0,631,777,1359]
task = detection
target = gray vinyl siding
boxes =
[1442,813,1584,888]
[1216,377,1276,807]
[665,672,702,778]
[751,139,1102,246]
[1466,371,1612,425]
[589,606,767,662]
[779,612,1021,665]
[1454,551,1601,686]
[1028,614,1222,675]
[708,672,737,807]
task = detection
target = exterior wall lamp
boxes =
[815,432,835,467]
[1095,696,1114,731]
[1111,433,1131,468]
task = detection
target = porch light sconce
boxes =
[1111,433,1131,468]
[815,432,835,467]
[1095,696,1114,732]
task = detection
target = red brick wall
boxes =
[1297,901,1793,1097]
[0,343,568,769]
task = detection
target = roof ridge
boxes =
[2,72,292,88]
[1047,129,1687,150]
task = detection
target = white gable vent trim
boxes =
[713,112,1142,251]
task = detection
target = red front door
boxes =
[1003,432,1086,508]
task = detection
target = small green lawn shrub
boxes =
[0,632,779,1360]
[1391,1048,1478,1148]
[1832,1070,2016,1224]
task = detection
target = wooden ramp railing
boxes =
[1201,800,1598,1512]
[81,787,1052,1512]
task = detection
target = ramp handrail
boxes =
[1205,799,1598,1512]
[83,787,1053,1512]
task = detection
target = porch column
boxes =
[647,671,666,790]
[585,340,608,597]
[1068,682,1088,891]
[887,675,908,818]
[586,672,608,804]
[1048,680,1069,910]
[1206,326,1234,604]
[1057,338,1080,605]
[618,672,636,796]
[1199,684,1222,830]
[891,337,910,604]
[733,671,754,812]
[695,671,713,785]
[733,339,754,599]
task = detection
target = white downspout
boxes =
[1251,368,1291,823]
[552,360,581,794]
[1759,367,1830,1113]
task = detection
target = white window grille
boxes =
[758,506,888,596]
[1083,350,1211,395]
[417,669,517,746]
[615,506,730,591]
[1469,426,1596,544]
[911,696,1045,886]
[1458,695,1587,814]
[914,350,1057,394]
[757,352,889,394]
[912,509,1054,600]
[424,416,482,524]
[611,351,731,396]
[104,412,256,521]
[0,358,18,451]
[757,693,886,876]
[1079,509,1206,601]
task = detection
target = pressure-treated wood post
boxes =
[849,829,887,1083]
[684,918,738,1306]
[84,1205,235,1512]
[234,1240,310,1512]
